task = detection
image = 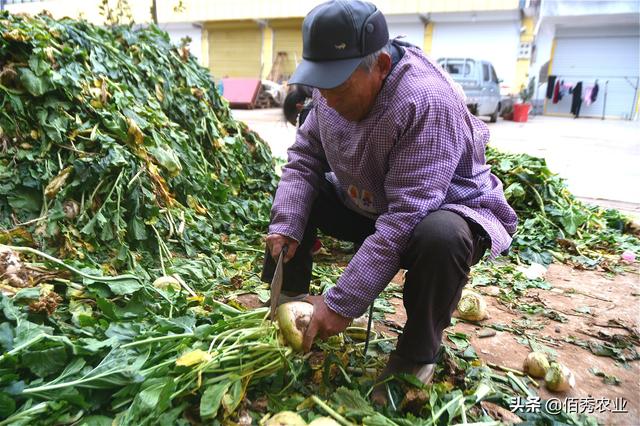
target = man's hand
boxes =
[266,234,298,263]
[302,295,351,352]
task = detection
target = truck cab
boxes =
[437,57,502,122]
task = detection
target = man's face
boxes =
[319,53,392,122]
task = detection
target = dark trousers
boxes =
[262,179,489,363]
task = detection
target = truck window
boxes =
[482,64,490,82]
[439,59,474,79]
[490,66,499,83]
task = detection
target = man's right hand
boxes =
[266,234,298,263]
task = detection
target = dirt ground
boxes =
[380,263,640,426]
[236,262,639,425]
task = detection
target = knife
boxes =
[269,245,288,321]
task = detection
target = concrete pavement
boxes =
[488,115,640,208]
[231,108,640,215]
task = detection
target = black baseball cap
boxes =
[288,0,389,89]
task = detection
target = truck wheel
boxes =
[489,103,500,123]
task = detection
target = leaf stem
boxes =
[310,395,354,426]
[120,332,193,349]
[5,245,140,283]
[0,334,46,363]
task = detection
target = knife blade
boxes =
[269,245,288,321]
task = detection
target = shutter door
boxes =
[208,27,262,78]
[548,26,639,119]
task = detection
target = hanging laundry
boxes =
[546,75,557,99]
[584,86,595,106]
[591,82,599,103]
[552,80,560,103]
[571,81,583,118]
[558,81,572,101]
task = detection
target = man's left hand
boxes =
[302,295,351,352]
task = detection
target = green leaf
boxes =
[76,415,114,426]
[19,67,51,96]
[7,189,42,214]
[14,320,50,347]
[105,277,142,296]
[0,323,15,351]
[447,332,470,350]
[148,144,182,177]
[22,343,68,377]
[222,378,243,415]
[589,367,621,385]
[96,298,119,321]
[362,413,400,426]
[69,300,94,327]
[504,182,525,200]
[130,377,176,416]
[1,295,21,322]
[331,387,375,418]
[200,382,230,419]
[130,216,148,240]
[395,372,428,388]
[29,54,51,76]
[77,337,118,354]
[13,287,41,301]
[0,392,16,418]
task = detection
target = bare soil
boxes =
[381,263,640,426]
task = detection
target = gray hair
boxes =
[357,42,391,72]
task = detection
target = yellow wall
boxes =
[261,25,274,80]
[201,27,209,69]
[423,22,434,55]
[207,22,262,78]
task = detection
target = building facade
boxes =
[4,0,639,118]
[529,0,639,120]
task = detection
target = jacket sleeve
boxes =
[268,107,329,242]
[325,98,465,318]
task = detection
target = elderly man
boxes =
[261,0,517,402]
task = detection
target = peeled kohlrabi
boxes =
[276,301,314,352]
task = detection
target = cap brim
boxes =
[288,56,362,89]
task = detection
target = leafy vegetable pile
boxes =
[0,11,276,283]
[487,147,639,268]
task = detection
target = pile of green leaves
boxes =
[487,147,639,266]
[1,246,291,425]
[0,12,277,280]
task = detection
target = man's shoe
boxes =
[370,352,435,406]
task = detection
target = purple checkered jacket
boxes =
[269,47,518,318]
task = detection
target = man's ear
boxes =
[376,52,392,77]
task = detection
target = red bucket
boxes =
[513,103,530,122]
